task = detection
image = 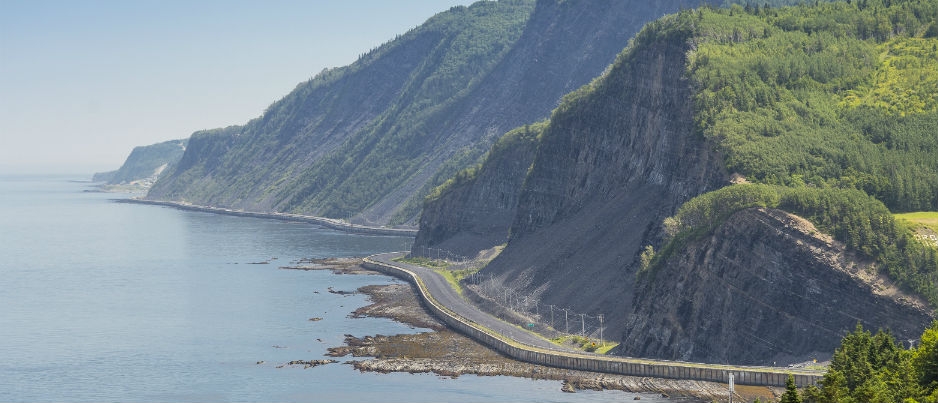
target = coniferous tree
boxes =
[779,374,802,403]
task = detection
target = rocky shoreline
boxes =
[331,271,782,402]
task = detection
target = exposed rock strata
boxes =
[619,208,932,365]
[476,22,727,338]
[413,12,933,366]
[414,126,540,257]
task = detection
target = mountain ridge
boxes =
[416,0,937,365]
[145,0,720,226]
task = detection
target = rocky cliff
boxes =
[415,4,936,365]
[426,17,727,338]
[620,207,931,365]
[93,138,188,186]
[413,0,719,252]
[415,122,542,257]
[147,0,709,226]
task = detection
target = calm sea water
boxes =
[0,174,675,402]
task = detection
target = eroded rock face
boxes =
[480,23,727,338]
[414,129,539,258]
[415,15,933,365]
[413,0,722,253]
[619,208,932,365]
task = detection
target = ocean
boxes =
[0,174,673,402]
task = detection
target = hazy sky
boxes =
[0,0,473,175]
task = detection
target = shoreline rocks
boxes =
[276,359,337,369]
[335,280,781,402]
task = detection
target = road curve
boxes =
[368,252,576,353]
[363,252,826,388]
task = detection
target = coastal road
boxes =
[368,252,577,353]
[365,252,826,388]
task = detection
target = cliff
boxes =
[620,208,931,365]
[415,122,542,257]
[416,2,937,365]
[422,16,727,337]
[92,138,188,186]
[147,0,708,226]
[413,0,720,252]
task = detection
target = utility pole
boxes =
[549,305,555,328]
[564,309,569,334]
[580,314,585,336]
[598,314,604,346]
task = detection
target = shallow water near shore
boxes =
[0,174,683,402]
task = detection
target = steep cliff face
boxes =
[415,123,541,257]
[620,208,931,365]
[148,126,242,204]
[414,0,719,252]
[148,0,535,223]
[148,0,706,226]
[414,3,937,365]
[93,139,188,186]
[476,21,727,337]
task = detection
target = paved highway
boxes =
[364,252,825,387]
[369,252,578,353]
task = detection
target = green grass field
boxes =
[894,212,938,232]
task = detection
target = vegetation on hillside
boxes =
[637,0,938,309]
[790,322,938,402]
[688,0,938,213]
[659,183,938,306]
[424,120,545,203]
[897,211,938,234]
[97,139,188,185]
[283,0,535,222]
[147,0,537,225]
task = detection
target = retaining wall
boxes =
[363,256,823,388]
[118,199,417,236]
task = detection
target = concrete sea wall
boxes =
[363,255,823,388]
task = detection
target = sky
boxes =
[0,0,474,175]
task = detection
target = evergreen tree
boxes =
[779,374,802,403]
[915,321,938,397]
[811,322,938,402]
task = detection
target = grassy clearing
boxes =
[394,256,484,297]
[394,256,451,269]
[551,335,618,354]
[434,268,464,296]
[895,212,938,233]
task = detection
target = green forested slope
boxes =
[148,0,536,223]
[410,0,936,365]
[642,0,938,305]
[149,0,685,226]
[689,0,938,211]
[282,2,534,219]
